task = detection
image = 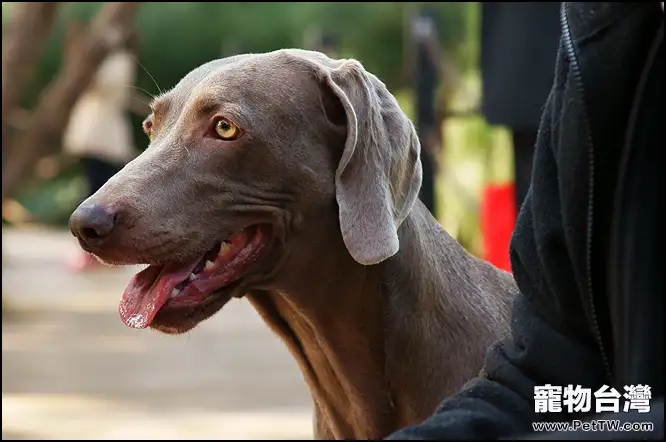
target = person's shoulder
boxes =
[566,2,659,42]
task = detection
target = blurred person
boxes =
[62,24,140,271]
[387,2,663,440]
[409,6,444,217]
[480,2,561,214]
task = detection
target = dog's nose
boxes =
[69,203,117,245]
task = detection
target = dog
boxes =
[69,49,518,439]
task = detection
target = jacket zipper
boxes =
[559,2,613,383]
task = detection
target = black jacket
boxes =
[387,3,664,440]
[480,2,562,130]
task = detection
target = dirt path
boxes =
[2,226,313,440]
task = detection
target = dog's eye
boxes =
[214,118,241,140]
[142,119,154,140]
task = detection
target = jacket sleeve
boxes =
[385,36,608,441]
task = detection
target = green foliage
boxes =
[17,2,475,106]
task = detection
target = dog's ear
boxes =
[305,55,423,265]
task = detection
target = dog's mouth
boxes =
[118,224,270,330]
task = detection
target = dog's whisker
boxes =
[132,96,155,108]
[131,54,163,95]
[126,84,156,100]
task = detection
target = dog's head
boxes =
[69,49,422,333]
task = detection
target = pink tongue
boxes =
[118,259,201,329]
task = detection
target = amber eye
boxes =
[214,118,241,140]
[142,119,153,140]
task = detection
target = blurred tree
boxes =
[1,3,60,154]
[2,2,141,202]
[11,2,472,105]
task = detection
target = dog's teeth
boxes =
[205,260,215,271]
[219,241,231,256]
[189,273,197,281]
[171,288,181,298]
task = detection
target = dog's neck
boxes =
[247,202,512,439]
[248,262,390,439]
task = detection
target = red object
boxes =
[481,183,517,273]
[65,250,102,273]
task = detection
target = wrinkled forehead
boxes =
[154,53,319,119]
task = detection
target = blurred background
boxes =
[2,2,560,439]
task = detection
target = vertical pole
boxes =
[410,7,440,217]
